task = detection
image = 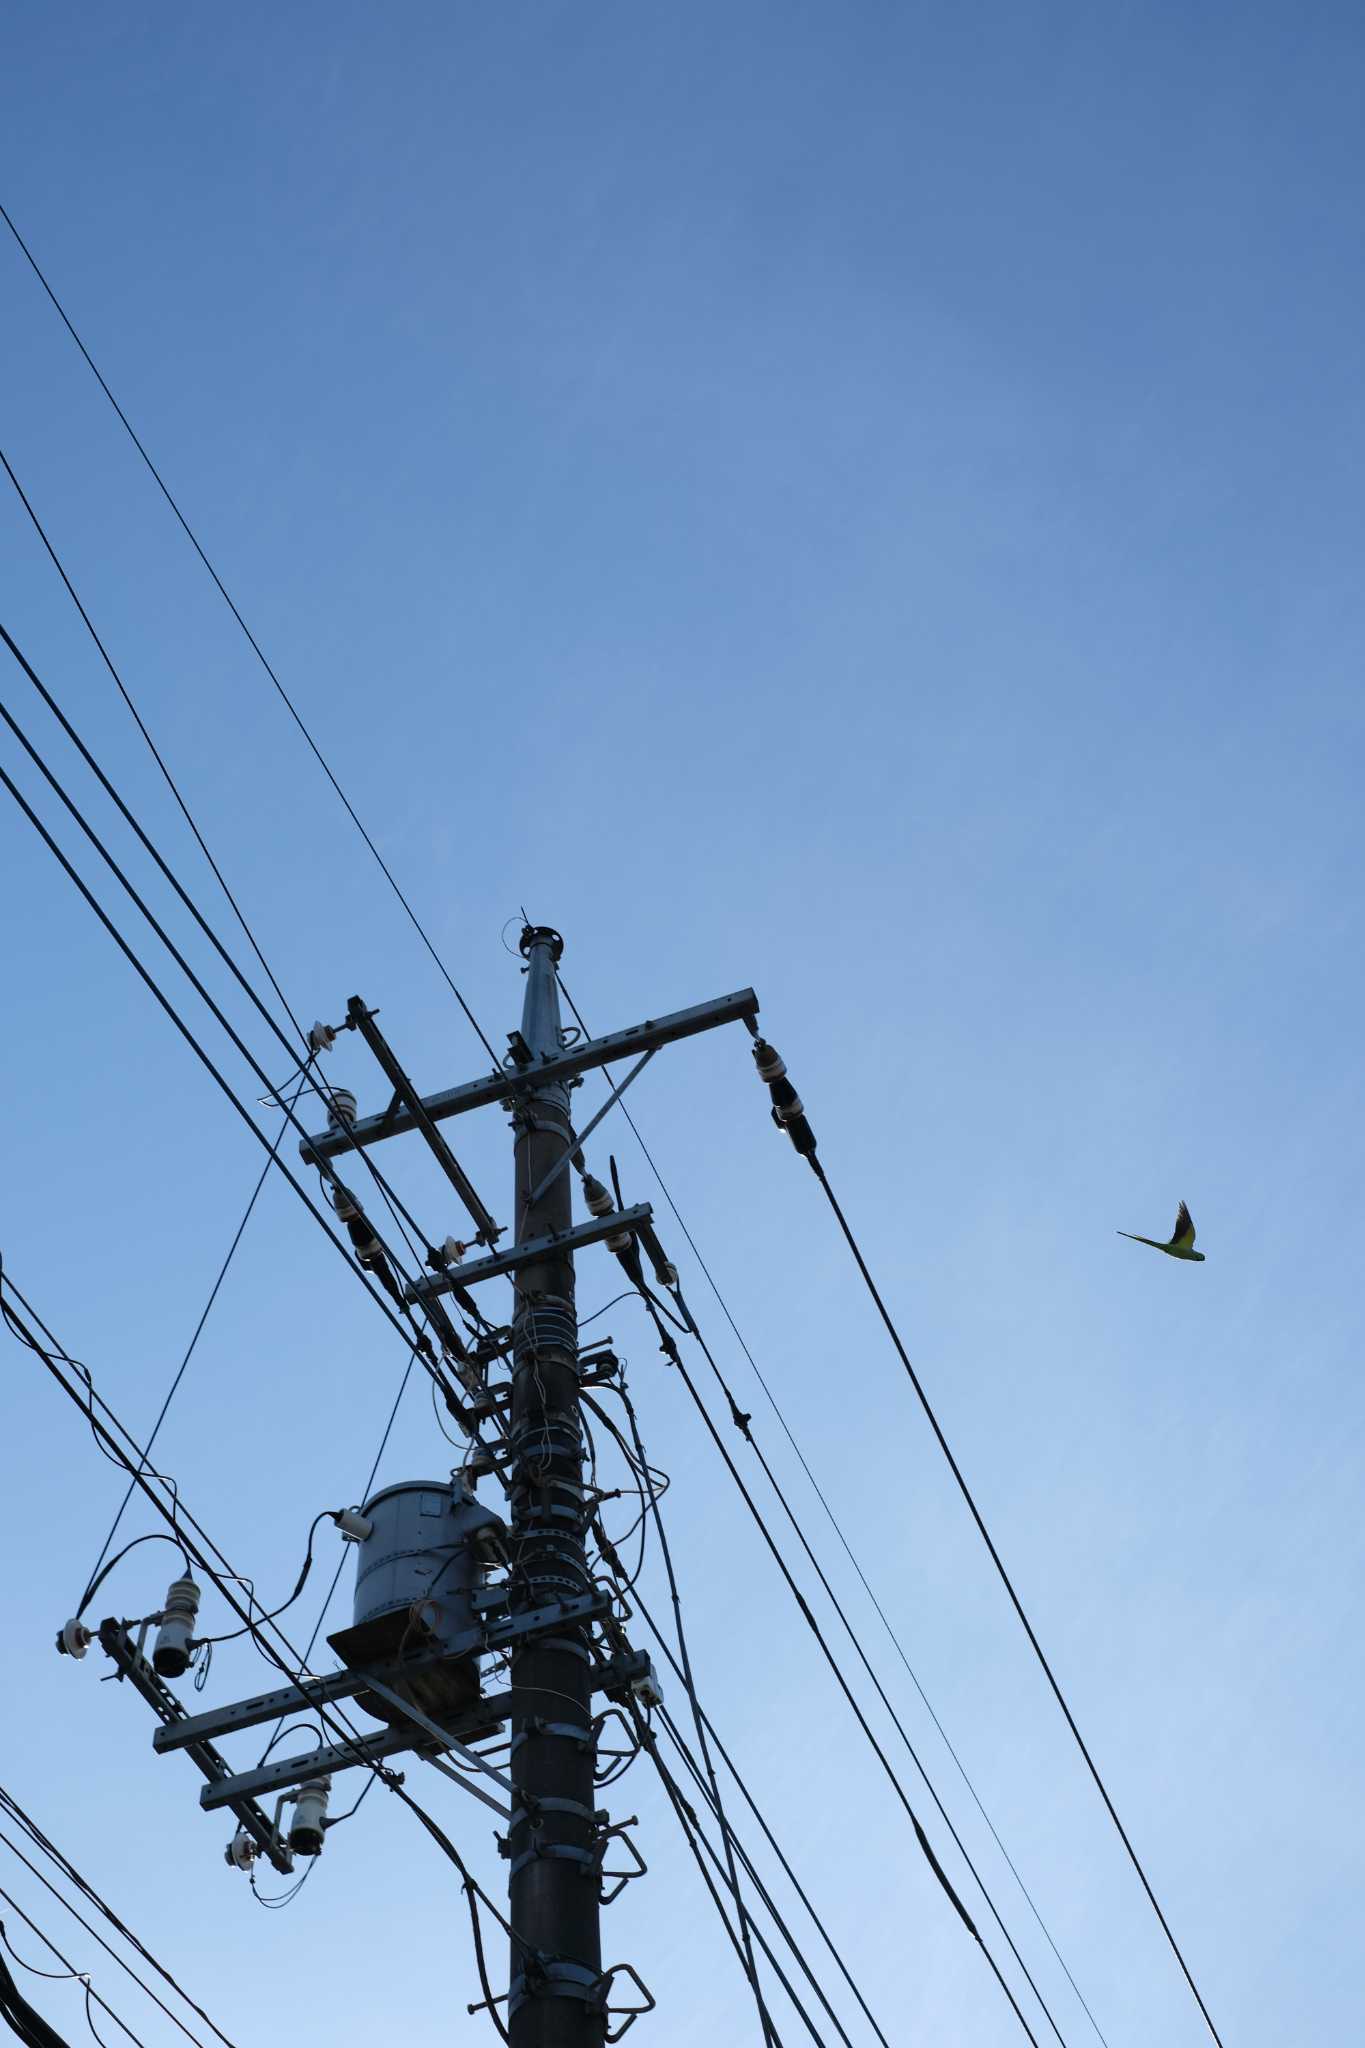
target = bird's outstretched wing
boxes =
[1170,1201,1196,1251]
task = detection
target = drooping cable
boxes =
[0,1814,233,2048]
[80,1065,314,1605]
[0,1889,145,2048]
[0,205,498,1066]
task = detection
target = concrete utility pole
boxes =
[506,926,602,2046]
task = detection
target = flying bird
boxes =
[1117,1200,1205,1262]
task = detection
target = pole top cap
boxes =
[519,924,564,962]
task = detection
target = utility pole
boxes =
[67,920,759,2041]
[505,925,602,2046]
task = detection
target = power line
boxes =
[0,1811,233,2048]
[0,1885,147,2048]
[616,1281,1048,2048]
[559,976,1111,2048]
[0,447,307,1052]
[627,1585,891,2048]
[0,1269,523,1987]
[614,1384,777,2046]
[806,1151,1225,2048]
[0,203,497,1067]
[0,627,476,1417]
[81,1066,315,1604]
[559,976,1094,2042]
[660,1280,1081,2048]
[594,1393,889,2048]
[0,608,494,1335]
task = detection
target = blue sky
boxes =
[3,4,1363,2043]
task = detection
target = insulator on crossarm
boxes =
[638,1221,678,1289]
[153,1576,201,1678]
[751,1038,787,1084]
[56,1618,92,1659]
[764,1066,817,1157]
[288,1777,332,1858]
[582,1174,633,1252]
[224,1829,259,1872]
[325,1088,358,1133]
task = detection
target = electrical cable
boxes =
[806,1152,1224,2048]
[0,610,495,1386]
[0,205,498,1066]
[599,1392,889,2047]
[0,1947,71,2048]
[0,462,489,1315]
[0,1823,231,2048]
[79,1066,315,1606]
[627,1587,892,2048]
[0,651,476,1427]
[613,1379,777,2048]
[0,1271,524,1999]
[652,1709,867,2048]
[75,1536,188,1622]
[659,1283,1079,2048]
[620,1289,1048,2048]
[559,970,1111,2046]
[0,1891,144,2048]
[623,1707,796,2048]
[0,1789,231,2048]
[0,447,306,1048]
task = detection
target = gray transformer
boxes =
[328,1478,503,1728]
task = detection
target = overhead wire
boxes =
[0,204,498,1066]
[805,1151,1224,2048]
[658,1281,1080,2048]
[628,1586,892,2048]
[0,1887,146,2048]
[601,1388,890,2047]
[618,1280,1049,2048]
[565,981,1111,2048]
[559,978,1083,2043]
[0,1812,234,2048]
[0,625,484,1434]
[0,447,306,1049]
[79,1064,316,1606]
[0,609,495,1379]
[0,1269,526,1994]
[614,1378,777,2048]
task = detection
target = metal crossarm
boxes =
[299,989,759,1164]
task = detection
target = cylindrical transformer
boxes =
[152,1575,201,1678]
[327,1479,504,1727]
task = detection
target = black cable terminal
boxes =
[751,1040,816,1157]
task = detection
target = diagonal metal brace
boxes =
[345,997,502,1244]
